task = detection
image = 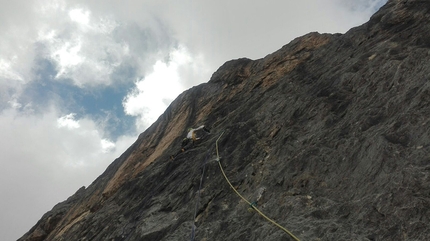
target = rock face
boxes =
[19,1,430,240]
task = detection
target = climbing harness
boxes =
[190,149,212,241]
[215,132,301,241]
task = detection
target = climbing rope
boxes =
[215,132,301,241]
[190,149,212,241]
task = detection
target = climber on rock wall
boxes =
[186,125,210,141]
[170,125,210,160]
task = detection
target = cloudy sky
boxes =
[0,0,387,239]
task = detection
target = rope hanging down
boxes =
[215,132,301,241]
[190,149,211,241]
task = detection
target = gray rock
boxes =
[19,1,430,240]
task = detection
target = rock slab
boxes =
[19,1,430,240]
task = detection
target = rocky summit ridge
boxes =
[19,0,430,240]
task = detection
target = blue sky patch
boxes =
[21,58,137,140]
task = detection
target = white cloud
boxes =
[336,0,386,13]
[101,139,115,153]
[37,6,129,87]
[0,58,26,106]
[7,98,22,109]
[0,0,169,92]
[4,0,388,106]
[57,113,80,129]
[53,39,85,78]
[0,106,136,240]
[63,0,387,75]
[69,8,90,25]
[123,45,209,130]
[0,58,24,81]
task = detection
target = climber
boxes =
[182,125,210,150]
[187,125,210,141]
[170,125,210,160]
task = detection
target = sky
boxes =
[0,0,388,240]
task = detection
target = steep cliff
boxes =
[20,0,430,240]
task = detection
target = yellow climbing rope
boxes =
[215,132,301,241]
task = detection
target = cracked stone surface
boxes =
[19,1,430,240]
